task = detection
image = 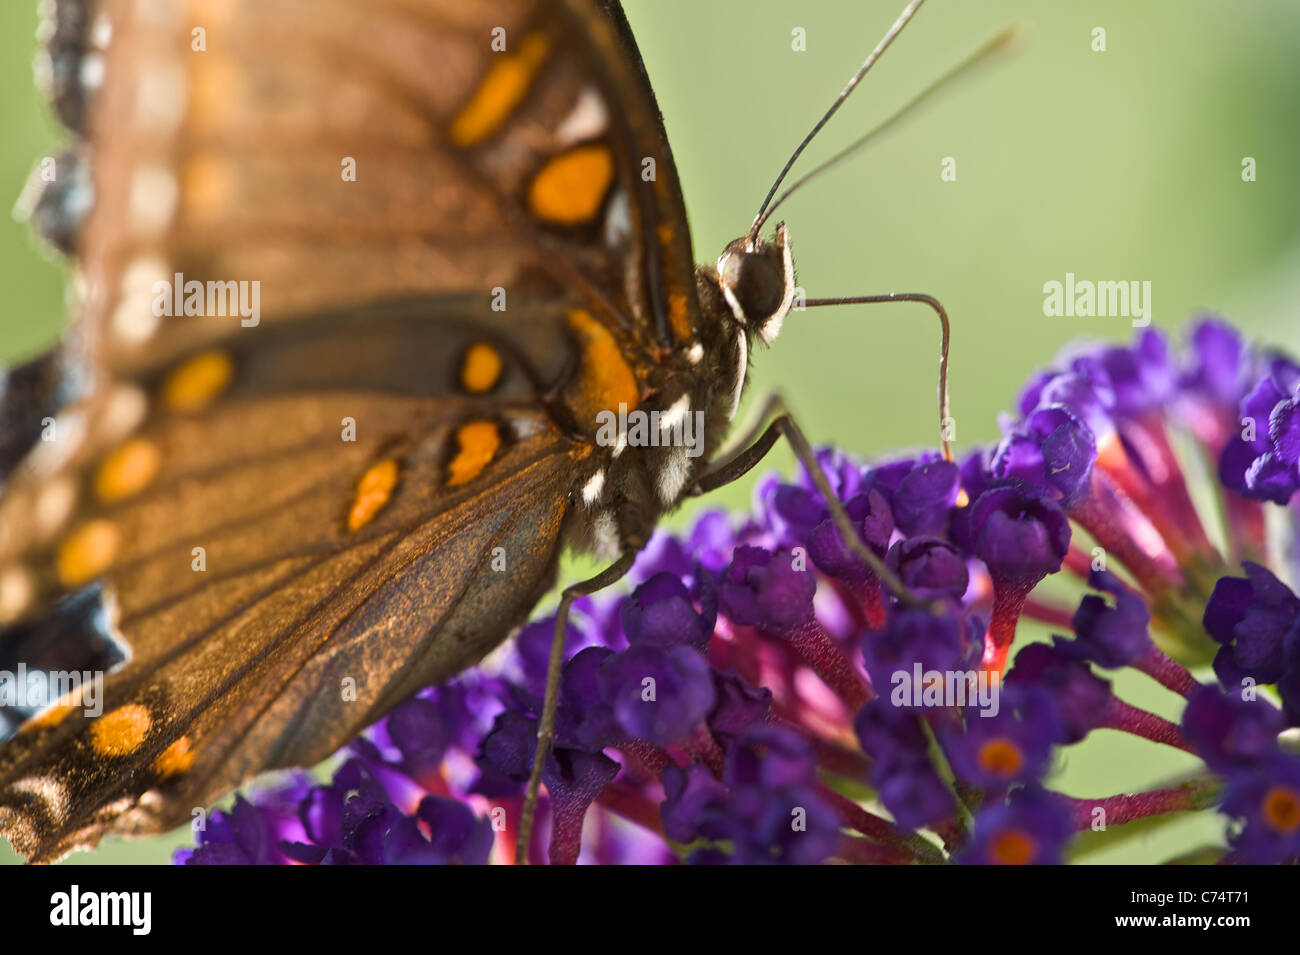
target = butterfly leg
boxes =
[517,549,639,863]
[691,394,923,608]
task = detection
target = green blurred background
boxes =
[2,0,1299,864]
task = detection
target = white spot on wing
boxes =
[12,777,68,821]
[100,384,149,440]
[134,0,184,26]
[556,87,608,146]
[127,165,179,236]
[0,566,34,624]
[90,10,113,49]
[604,190,630,247]
[79,52,105,93]
[34,477,77,538]
[686,343,703,364]
[28,415,84,477]
[135,63,187,132]
[113,257,167,343]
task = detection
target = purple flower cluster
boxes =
[181,318,1300,865]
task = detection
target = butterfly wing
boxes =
[0,0,701,861]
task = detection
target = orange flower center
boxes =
[989,828,1035,865]
[978,738,1025,778]
[1262,784,1300,834]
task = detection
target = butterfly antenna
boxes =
[749,0,929,242]
[804,294,953,461]
[754,23,1024,233]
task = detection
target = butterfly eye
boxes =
[720,249,783,320]
[716,227,794,344]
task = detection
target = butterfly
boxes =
[0,0,957,862]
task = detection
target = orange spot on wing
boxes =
[181,153,233,220]
[666,290,691,341]
[563,309,640,430]
[56,519,121,587]
[95,438,162,503]
[21,683,97,732]
[154,736,196,778]
[190,56,234,115]
[447,421,501,487]
[528,143,614,225]
[91,704,152,757]
[24,702,77,732]
[347,459,400,531]
[162,350,234,413]
[450,32,550,147]
[460,343,503,394]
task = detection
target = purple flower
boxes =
[1093,329,1177,419]
[179,793,302,866]
[599,644,716,744]
[716,726,842,864]
[724,724,819,790]
[889,459,961,536]
[1181,685,1283,773]
[660,764,728,843]
[1220,753,1300,863]
[1065,570,1153,668]
[805,489,895,579]
[556,646,623,752]
[874,759,958,831]
[1204,562,1299,686]
[886,536,970,602]
[941,686,1063,789]
[969,484,1071,587]
[1180,317,1245,406]
[266,760,494,866]
[706,668,772,746]
[719,546,816,633]
[620,572,717,650]
[854,700,931,771]
[855,702,957,829]
[662,727,842,865]
[862,610,976,699]
[1219,375,1300,503]
[385,696,451,777]
[474,710,537,795]
[959,785,1075,865]
[1006,643,1112,744]
[993,406,1098,504]
[163,315,1300,868]
[510,616,590,697]
[1023,371,1116,443]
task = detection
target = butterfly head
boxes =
[714,222,794,346]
